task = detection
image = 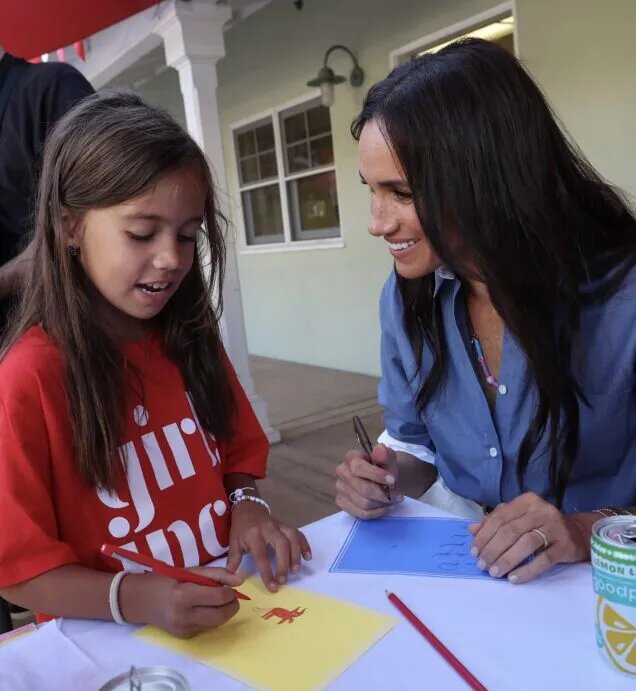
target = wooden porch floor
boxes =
[250,356,383,528]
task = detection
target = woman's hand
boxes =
[226,502,312,593]
[335,443,404,519]
[468,491,597,583]
[123,567,244,639]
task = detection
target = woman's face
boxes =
[358,119,441,279]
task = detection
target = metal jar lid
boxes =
[98,666,190,691]
[594,515,636,548]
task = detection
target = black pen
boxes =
[352,415,392,501]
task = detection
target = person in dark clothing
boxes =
[0,47,94,332]
[0,45,93,633]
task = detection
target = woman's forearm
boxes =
[395,451,437,497]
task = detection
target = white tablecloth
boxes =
[0,499,631,690]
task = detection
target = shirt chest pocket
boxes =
[573,387,634,480]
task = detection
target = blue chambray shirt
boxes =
[378,268,636,512]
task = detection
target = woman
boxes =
[335,38,636,584]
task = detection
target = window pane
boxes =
[255,123,275,152]
[307,105,331,137]
[240,156,259,185]
[286,142,310,173]
[288,171,340,240]
[309,135,334,167]
[237,130,256,157]
[284,111,306,144]
[259,152,277,179]
[242,185,284,245]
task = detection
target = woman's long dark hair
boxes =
[352,38,636,506]
[1,91,235,490]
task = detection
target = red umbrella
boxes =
[0,1,161,59]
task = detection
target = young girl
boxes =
[0,91,310,639]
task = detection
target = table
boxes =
[0,499,631,690]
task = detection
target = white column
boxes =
[155,2,280,443]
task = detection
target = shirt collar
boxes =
[434,266,456,296]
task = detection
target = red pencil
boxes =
[386,590,487,691]
[101,543,251,601]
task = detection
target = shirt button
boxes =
[489,447,498,458]
[498,384,508,395]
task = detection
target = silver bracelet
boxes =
[229,487,271,513]
[109,571,128,625]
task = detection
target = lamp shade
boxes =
[307,65,346,88]
[306,44,364,107]
[0,1,160,58]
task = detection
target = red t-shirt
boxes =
[0,326,268,592]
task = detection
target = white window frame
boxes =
[234,115,284,246]
[389,1,517,68]
[231,92,345,255]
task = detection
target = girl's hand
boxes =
[125,567,244,638]
[468,492,598,584]
[226,502,312,592]
[335,443,403,519]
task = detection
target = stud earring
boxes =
[67,245,80,257]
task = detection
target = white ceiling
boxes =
[107,0,274,90]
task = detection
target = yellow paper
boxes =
[0,623,37,648]
[135,578,396,690]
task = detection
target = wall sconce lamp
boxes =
[306,44,364,107]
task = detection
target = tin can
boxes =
[591,516,636,676]
[99,665,190,691]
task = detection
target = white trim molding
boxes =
[153,0,279,443]
[389,1,516,67]
[230,92,344,254]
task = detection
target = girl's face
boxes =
[70,166,205,340]
[358,119,441,279]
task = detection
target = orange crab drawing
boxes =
[255,606,307,624]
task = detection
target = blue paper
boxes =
[330,517,493,579]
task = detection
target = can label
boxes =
[591,517,636,676]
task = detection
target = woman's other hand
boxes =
[469,492,597,583]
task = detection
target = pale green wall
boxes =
[217,0,495,375]
[135,66,187,131]
[217,0,636,375]
[516,0,636,199]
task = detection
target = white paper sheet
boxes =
[0,499,632,690]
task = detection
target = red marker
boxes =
[386,590,487,690]
[101,543,250,601]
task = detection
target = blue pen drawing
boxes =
[330,517,493,580]
[432,532,477,571]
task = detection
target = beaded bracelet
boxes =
[593,506,633,518]
[229,487,271,513]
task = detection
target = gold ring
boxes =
[530,527,549,550]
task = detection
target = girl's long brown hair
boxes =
[1,91,235,490]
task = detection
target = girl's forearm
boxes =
[224,472,261,497]
[0,564,155,624]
